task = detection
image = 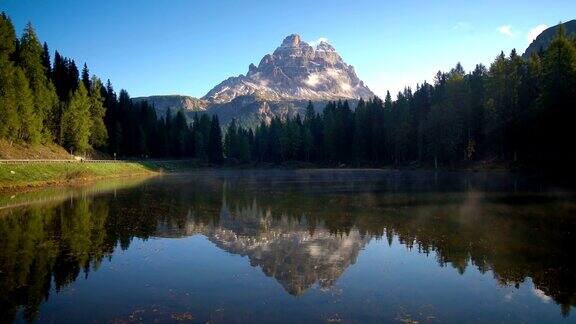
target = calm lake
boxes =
[1,170,575,323]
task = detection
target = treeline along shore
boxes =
[1,11,576,179]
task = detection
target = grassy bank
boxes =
[0,139,72,159]
[0,176,154,210]
[0,162,158,190]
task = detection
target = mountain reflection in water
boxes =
[0,170,574,323]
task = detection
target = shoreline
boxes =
[0,159,558,193]
[0,171,158,193]
[0,161,163,192]
[0,176,154,211]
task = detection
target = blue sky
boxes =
[1,0,575,98]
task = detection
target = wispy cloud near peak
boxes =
[527,24,548,43]
[308,37,329,47]
[498,25,515,37]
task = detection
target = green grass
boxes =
[0,176,152,209]
[0,162,157,189]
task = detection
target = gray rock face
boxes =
[132,95,208,116]
[139,34,373,127]
[523,20,576,59]
[203,34,374,104]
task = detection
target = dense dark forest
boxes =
[1,12,575,170]
[223,26,576,170]
[0,13,224,162]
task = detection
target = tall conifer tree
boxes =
[208,116,223,164]
[88,76,108,149]
[16,23,58,142]
[81,63,90,90]
[61,83,92,153]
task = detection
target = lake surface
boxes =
[1,170,575,323]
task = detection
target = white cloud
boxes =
[308,37,329,47]
[527,24,548,43]
[498,25,515,37]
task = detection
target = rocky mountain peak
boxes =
[203,34,374,103]
[281,34,302,47]
[316,40,335,51]
[247,63,258,76]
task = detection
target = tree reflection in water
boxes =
[0,170,574,322]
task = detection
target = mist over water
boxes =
[1,170,574,323]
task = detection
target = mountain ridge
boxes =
[136,34,373,124]
[203,34,374,103]
[523,20,576,58]
[131,95,208,116]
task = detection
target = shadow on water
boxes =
[0,170,575,322]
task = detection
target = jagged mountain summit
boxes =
[136,34,374,125]
[203,34,374,104]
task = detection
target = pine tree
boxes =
[304,101,315,122]
[192,114,212,160]
[102,79,119,154]
[0,14,42,144]
[286,115,303,160]
[0,13,19,140]
[224,119,239,161]
[117,89,133,155]
[322,102,337,162]
[467,64,487,159]
[0,12,16,61]
[172,110,189,157]
[51,51,66,100]
[392,91,412,165]
[353,98,369,162]
[61,83,92,154]
[191,115,204,159]
[485,52,509,158]
[384,91,392,110]
[268,117,283,163]
[208,115,223,164]
[16,22,58,142]
[0,66,19,140]
[67,59,79,93]
[81,63,90,90]
[13,68,39,143]
[237,130,251,163]
[88,76,108,149]
[42,42,51,74]
[254,121,269,161]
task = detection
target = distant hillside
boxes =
[132,95,208,116]
[523,20,576,58]
[205,95,361,128]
